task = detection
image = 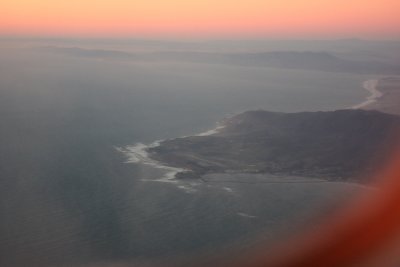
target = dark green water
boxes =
[0,40,370,267]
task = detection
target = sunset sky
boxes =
[1,0,400,39]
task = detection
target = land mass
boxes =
[43,46,400,75]
[148,109,400,183]
[147,77,400,183]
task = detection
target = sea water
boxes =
[0,40,373,266]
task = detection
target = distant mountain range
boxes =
[148,109,400,182]
[41,46,400,75]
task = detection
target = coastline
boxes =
[359,76,400,115]
[194,124,226,137]
[351,79,382,109]
[116,142,188,182]
[116,122,227,181]
[145,110,400,183]
[119,76,400,181]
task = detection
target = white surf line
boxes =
[237,212,258,218]
[177,184,198,194]
[116,122,225,181]
[201,179,333,184]
[116,115,231,185]
[195,124,226,136]
[115,141,188,182]
[222,187,235,193]
[352,79,382,109]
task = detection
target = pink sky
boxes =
[1,0,400,38]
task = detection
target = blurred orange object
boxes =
[225,140,400,267]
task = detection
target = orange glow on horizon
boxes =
[1,0,400,38]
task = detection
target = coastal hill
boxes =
[42,46,400,75]
[148,109,400,183]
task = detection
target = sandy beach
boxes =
[357,77,400,115]
[352,79,382,109]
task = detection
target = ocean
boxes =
[0,39,375,266]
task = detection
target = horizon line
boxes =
[1,35,400,43]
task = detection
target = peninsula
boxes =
[147,77,400,183]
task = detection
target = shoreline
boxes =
[194,124,226,136]
[119,77,398,181]
[144,109,398,184]
[351,79,382,109]
[359,76,400,115]
[116,122,227,181]
[116,142,188,182]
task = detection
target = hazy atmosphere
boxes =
[1,1,400,267]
